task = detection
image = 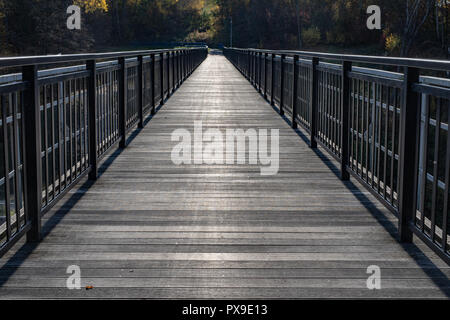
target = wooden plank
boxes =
[0,287,449,299]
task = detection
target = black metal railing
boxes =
[224,47,450,265]
[0,47,207,256]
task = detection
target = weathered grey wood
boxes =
[2,267,450,279]
[1,287,449,299]
[0,54,449,299]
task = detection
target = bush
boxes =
[385,33,401,53]
[302,27,321,46]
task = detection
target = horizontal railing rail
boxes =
[227,47,450,71]
[0,47,208,257]
[224,47,450,265]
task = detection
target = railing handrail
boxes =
[225,47,450,71]
[0,47,207,68]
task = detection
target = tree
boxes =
[400,0,435,56]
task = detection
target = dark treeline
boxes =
[0,0,208,55]
[215,0,450,58]
[0,0,448,58]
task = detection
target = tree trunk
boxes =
[400,0,434,56]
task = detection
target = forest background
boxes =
[0,0,448,58]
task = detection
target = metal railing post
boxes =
[292,55,299,129]
[255,52,258,86]
[258,52,262,93]
[151,53,156,115]
[173,51,177,90]
[253,52,256,86]
[398,67,421,242]
[181,50,185,82]
[86,60,98,180]
[310,57,319,148]
[22,65,42,242]
[271,53,276,106]
[119,57,127,148]
[160,52,164,105]
[248,52,252,82]
[340,61,352,181]
[251,51,254,82]
[251,52,254,84]
[177,50,181,88]
[184,49,187,77]
[188,51,191,75]
[247,50,251,80]
[172,51,175,93]
[279,54,286,115]
[167,52,171,97]
[138,55,144,129]
[264,53,268,100]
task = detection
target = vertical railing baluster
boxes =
[271,53,276,107]
[43,85,48,205]
[12,93,21,228]
[442,109,450,250]
[258,53,262,94]
[183,50,189,80]
[256,52,258,85]
[247,50,251,80]
[254,52,257,88]
[340,61,351,181]
[253,52,256,85]
[23,65,42,241]
[171,51,174,94]
[119,57,127,148]
[186,50,189,78]
[167,52,170,97]
[430,98,441,240]
[250,52,253,84]
[292,55,299,129]
[138,55,144,129]
[151,53,156,115]
[264,53,268,100]
[184,50,188,81]
[188,51,191,75]
[1,95,11,241]
[160,52,164,106]
[255,52,258,88]
[180,51,184,82]
[86,60,98,180]
[398,67,420,242]
[177,51,181,88]
[172,51,176,93]
[279,54,286,116]
[309,57,319,148]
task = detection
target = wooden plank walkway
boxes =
[0,53,449,299]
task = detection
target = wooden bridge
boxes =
[0,48,449,299]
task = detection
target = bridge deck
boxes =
[0,53,449,299]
